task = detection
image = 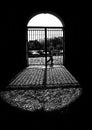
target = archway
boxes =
[26,13,65,67]
[0,12,81,112]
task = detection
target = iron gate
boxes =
[27,27,64,66]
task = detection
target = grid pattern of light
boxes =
[28,56,63,65]
[9,68,44,87]
[28,57,45,65]
[46,66,78,86]
[9,66,79,88]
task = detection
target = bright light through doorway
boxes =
[27,13,63,27]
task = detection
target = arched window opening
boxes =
[27,13,63,27]
[26,13,65,67]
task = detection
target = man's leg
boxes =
[51,56,53,66]
[47,58,51,63]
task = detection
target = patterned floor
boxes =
[9,65,79,88]
[1,65,81,111]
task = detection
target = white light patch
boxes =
[27,13,63,27]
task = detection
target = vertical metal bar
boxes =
[34,30,35,40]
[29,30,30,41]
[26,29,29,66]
[49,30,51,40]
[39,30,40,41]
[37,30,38,41]
[35,29,36,40]
[33,30,34,40]
[63,27,65,65]
[32,29,33,40]
[45,27,47,67]
[31,30,32,40]
[28,30,29,42]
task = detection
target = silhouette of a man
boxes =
[47,42,54,66]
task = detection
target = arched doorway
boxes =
[26,13,65,67]
[0,12,81,112]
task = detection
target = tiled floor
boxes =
[1,65,81,111]
[9,65,79,88]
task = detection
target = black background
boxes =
[0,2,91,129]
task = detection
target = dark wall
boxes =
[0,4,88,89]
[0,3,91,126]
